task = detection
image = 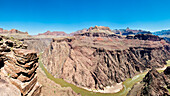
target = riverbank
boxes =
[39,56,170,96]
[82,82,123,93]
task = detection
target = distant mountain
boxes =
[37,27,153,38]
[153,30,170,42]
[0,28,28,34]
[153,30,170,35]
[69,28,88,36]
[38,31,68,36]
[112,27,152,35]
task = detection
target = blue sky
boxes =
[0,0,170,35]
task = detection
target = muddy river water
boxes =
[39,59,170,96]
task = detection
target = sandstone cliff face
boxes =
[0,78,21,96]
[71,26,115,37]
[42,36,170,90]
[128,67,170,96]
[0,35,41,96]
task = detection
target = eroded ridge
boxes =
[42,35,170,90]
[0,35,41,96]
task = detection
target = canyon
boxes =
[40,26,169,94]
[0,26,169,96]
[41,35,169,90]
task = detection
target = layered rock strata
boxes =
[0,35,41,96]
[128,67,170,96]
[42,36,170,90]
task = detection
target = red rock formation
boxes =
[69,28,88,36]
[70,26,113,36]
[128,67,170,96]
[87,26,111,31]
[42,36,170,90]
[38,31,68,36]
[0,28,3,32]
[0,36,41,96]
[0,28,28,34]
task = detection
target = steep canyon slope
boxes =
[0,35,41,96]
[128,66,170,96]
[42,32,170,90]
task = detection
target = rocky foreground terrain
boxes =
[128,66,170,96]
[37,67,81,96]
[41,26,170,90]
[0,35,41,96]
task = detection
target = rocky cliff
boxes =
[42,36,170,90]
[0,35,41,96]
[128,67,170,96]
[126,34,164,41]
[74,26,122,38]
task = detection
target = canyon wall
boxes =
[0,35,41,96]
[42,36,170,90]
[128,67,170,96]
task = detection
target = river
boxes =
[39,58,170,96]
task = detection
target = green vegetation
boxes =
[158,60,170,73]
[39,53,170,96]
[166,60,170,66]
[10,37,15,41]
[166,60,170,93]
[39,56,149,96]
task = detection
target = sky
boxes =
[0,0,170,35]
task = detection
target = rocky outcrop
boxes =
[134,34,163,41]
[69,28,88,36]
[88,26,112,31]
[0,35,41,96]
[74,26,122,38]
[42,36,170,90]
[74,32,119,37]
[71,26,116,37]
[128,67,170,96]
[0,78,21,96]
[37,67,81,96]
